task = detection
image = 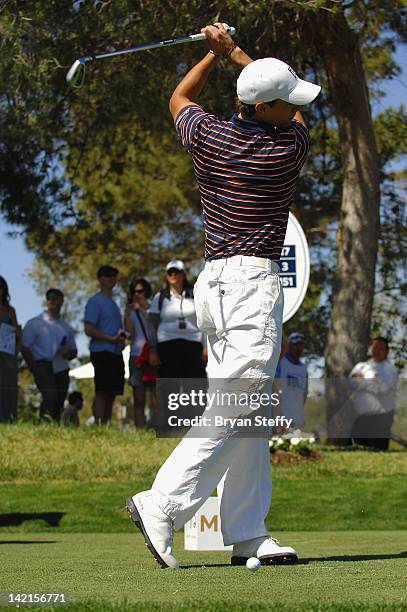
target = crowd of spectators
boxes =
[0,261,207,430]
[0,268,400,448]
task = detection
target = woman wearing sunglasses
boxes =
[124,278,157,428]
[148,259,207,428]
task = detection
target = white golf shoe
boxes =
[231,536,298,565]
[126,491,179,569]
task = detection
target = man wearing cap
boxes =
[84,266,125,424]
[22,288,77,422]
[127,24,320,568]
[274,333,309,431]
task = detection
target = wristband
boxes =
[209,44,237,59]
[223,44,237,59]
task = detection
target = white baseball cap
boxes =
[237,58,321,105]
[166,259,184,272]
[288,332,305,345]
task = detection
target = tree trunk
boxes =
[316,11,380,442]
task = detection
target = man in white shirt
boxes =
[22,288,77,422]
[348,337,399,450]
[274,332,308,431]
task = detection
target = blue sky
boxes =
[1,46,406,358]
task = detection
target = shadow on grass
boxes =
[0,512,65,527]
[180,563,232,569]
[0,540,58,545]
[182,551,407,569]
[298,551,407,564]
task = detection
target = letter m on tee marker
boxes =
[201,514,218,532]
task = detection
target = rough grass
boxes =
[0,425,178,482]
[1,424,406,483]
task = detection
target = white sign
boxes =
[280,212,310,323]
[0,323,16,356]
[184,497,232,551]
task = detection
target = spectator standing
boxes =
[349,337,399,450]
[63,391,84,427]
[274,332,308,431]
[84,265,125,425]
[124,278,156,428]
[0,276,20,422]
[22,288,77,422]
[149,260,207,378]
[149,259,207,426]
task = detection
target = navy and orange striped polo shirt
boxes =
[175,105,311,261]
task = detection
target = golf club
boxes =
[66,24,236,88]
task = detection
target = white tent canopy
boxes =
[70,345,131,379]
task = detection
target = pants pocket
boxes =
[210,282,249,335]
[261,276,283,316]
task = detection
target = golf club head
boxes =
[66,59,86,88]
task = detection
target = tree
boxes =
[309,8,380,440]
[311,2,406,440]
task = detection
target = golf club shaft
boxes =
[66,25,236,86]
[90,32,218,61]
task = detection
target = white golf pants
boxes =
[152,256,283,545]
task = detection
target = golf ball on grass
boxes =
[246,557,261,571]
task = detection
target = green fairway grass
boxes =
[1,531,406,611]
[1,476,406,533]
[2,424,406,610]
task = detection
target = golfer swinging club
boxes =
[126,23,321,569]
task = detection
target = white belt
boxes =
[205,255,280,273]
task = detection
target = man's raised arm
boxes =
[169,22,252,121]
